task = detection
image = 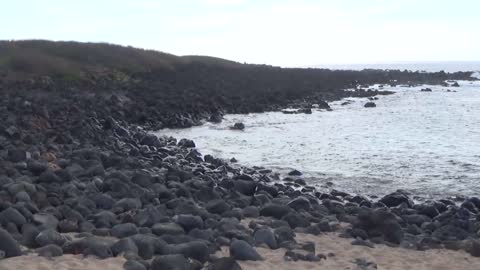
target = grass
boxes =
[0,40,241,80]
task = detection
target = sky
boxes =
[1,0,480,67]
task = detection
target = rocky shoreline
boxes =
[1,73,480,270]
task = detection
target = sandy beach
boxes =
[1,231,479,270]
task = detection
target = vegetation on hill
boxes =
[0,40,240,80]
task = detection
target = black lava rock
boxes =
[260,204,291,219]
[230,239,263,261]
[364,102,376,108]
[111,223,139,238]
[0,228,22,258]
[123,260,147,270]
[35,229,66,247]
[36,244,64,257]
[254,227,278,249]
[207,257,242,270]
[151,254,191,270]
[231,123,245,130]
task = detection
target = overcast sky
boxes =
[2,0,479,66]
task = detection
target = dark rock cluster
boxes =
[0,72,478,269]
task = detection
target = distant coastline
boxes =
[310,61,480,73]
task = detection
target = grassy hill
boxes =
[0,40,241,80]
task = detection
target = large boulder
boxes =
[152,223,185,236]
[110,223,138,238]
[21,223,41,248]
[174,215,204,232]
[178,138,195,148]
[139,134,163,147]
[209,112,223,123]
[233,180,257,196]
[36,244,63,257]
[206,199,231,214]
[32,213,59,230]
[282,212,310,228]
[402,214,431,226]
[111,238,138,256]
[207,257,242,270]
[130,234,161,260]
[63,236,114,259]
[167,240,210,262]
[287,196,311,211]
[123,260,147,270]
[230,123,245,130]
[288,169,302,176]
[131,171,154,188]
[259,204,291,219]
[0,228,22,258]
[364,102,376,108]
[27,160,48,175]
[355,208,404,244]
[468,240,480,257]
[254,227,278,249]
[416,202,441,218]
[432,225,470,241]
[274,226,296,244]
[230,239,262,261]
[0,207,27,226]
[114,198,142,212]
[35,229,66,247]
[379,190,414,208]
[151,254,191,270]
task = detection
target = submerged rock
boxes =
[209,112,223,123]
[288,169,302,176]
[231,122,245,130]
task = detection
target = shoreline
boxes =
[157,80,480,201]
[1,73,480,269]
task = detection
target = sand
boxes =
[233,232,480,270]
[0,254,125,270]
[1,232,479,270]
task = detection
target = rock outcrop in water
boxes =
[231,123,245,131]
[1,40,480,268]
[364,102,377,108]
